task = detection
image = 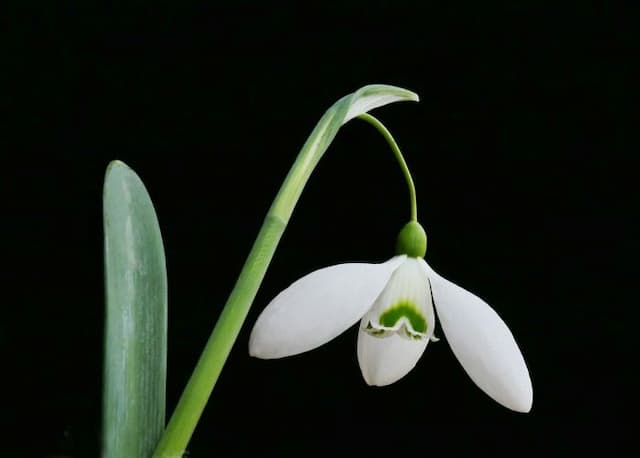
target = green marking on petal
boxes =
[379,300,428,333]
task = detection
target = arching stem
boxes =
[358,112,418,222]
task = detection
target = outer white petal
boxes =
[357,323,429,386]
[249,255,406,359]
[423,261,533,412]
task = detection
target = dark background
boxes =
[2,1,636,457]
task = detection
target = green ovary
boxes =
[379,300,427,333]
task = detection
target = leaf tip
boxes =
[105,159,131,178]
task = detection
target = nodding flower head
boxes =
[250,221,532,413]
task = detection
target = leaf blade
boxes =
[102,160,167,458]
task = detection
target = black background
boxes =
[3,1,636,457]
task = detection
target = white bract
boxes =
[249,253,533,412]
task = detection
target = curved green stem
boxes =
[152,85,418,457]
[357,112,417,222]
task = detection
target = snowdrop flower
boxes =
[249,221,533,412]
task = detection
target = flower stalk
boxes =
[153,85,418,457]
[357,112,418,222]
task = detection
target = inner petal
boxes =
[362,258,435,341]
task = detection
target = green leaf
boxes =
[102,160,167,458]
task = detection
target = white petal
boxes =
[357,321,429,386]
[423,261,533,412]
[249,256,406,359]
[357,258,433,386]
[361,257,436,340]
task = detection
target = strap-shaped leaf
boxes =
[102,160,167,458]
